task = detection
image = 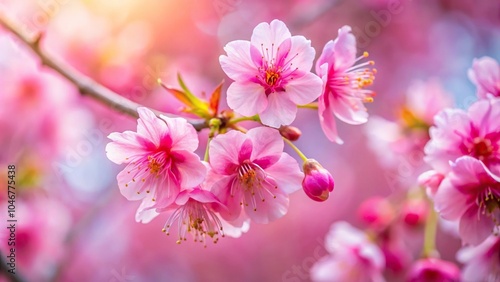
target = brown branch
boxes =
[0,14,208,131]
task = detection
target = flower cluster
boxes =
[311,57,500,281]
[106,20,374,245]
[420,58,500,246]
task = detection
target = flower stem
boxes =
[229,115,260,124]
[422,200,439,258]
[283,138,308,162]
[298,102,319,109]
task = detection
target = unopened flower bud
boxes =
[357,197,394,230]
[279,125,302,141]
[417,170,444,196]
[407,258,460,282]
[302,159,334,202]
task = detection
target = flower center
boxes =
[477,187,500,226]
[266,70,280,86]
[163,200,224,247]
[328,52,376,107]
[148,157,162,175]
[235,161,277,211]
[255,42,299,95]
[470,137,494,160]
[238,161,263,190]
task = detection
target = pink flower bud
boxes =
[407,258,460,282]
[357,197,394,230]
[279,125,302,141]
[302,159,334,202]
[418,170,444,196]
[401,199,428,227]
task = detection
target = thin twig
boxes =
[0,14,208,131]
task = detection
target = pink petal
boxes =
[209,130,247,174]
[243,181,289,224]
[171,150,206,188]
[287,35,315,72]
[220,217,250,238]
[160,116,199,152]
[226,82,268,117]
[259,92,297,128]
[469,56,500,99]
[246,127,283,168]
[274,38,292,67]
[424,109,471,174]
[137,107,168,147]
[151,173,180,209]
[135,195,160,223]
[220,40,257,81]
[433,177,468,221]
[265,153,303,194]
[331,94,369,125]
[285,72,323,105]
[318,91,344,144]
[250,19,291,50]
[117,163,148,201]
[315,40,334,76]
[211,176,243,221]
[448,156,486,192]
[468,99,500,135]
[459,207,494,245]
[310,257,345,282]
[184,188,222,205]
[106,131,149,164]
[332,26,357,71]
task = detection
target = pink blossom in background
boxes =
[315,25,376,144]
[433,156,500,245]
[424,98,500,174]
[310,221,386,282]
[209,127,303,224]
[365,79,453,170]
[417,170,445,197]
[219,19,322,128]
[468,56,500,99]
[106,107,206,223]
[357,197,395,231]
[406,258,460,282]
[457,235,500,282]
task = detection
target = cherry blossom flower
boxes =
[457,235,500,282]
[315,26,376,144]
[106,107,206,223]
[310,221,386,282]
[209,127,303,224]
[424,98,500,174]
[433,156,500,245]
[406,258,460,282]
[160,188,248,246]
[468,56,500,99]
[219,19,323,128]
